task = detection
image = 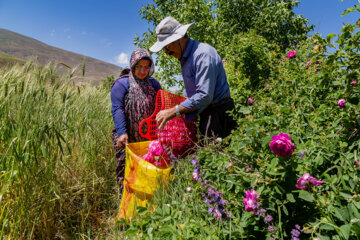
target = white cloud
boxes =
[50,29,55,37]
[115,53,129,65]
[81,31,87,35]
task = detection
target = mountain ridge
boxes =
[0,28,122,85]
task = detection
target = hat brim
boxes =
[150,23,194,53]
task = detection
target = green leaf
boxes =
[320,223,335,230]
[239,107,251,115]
[341,7,356,17]
[339,192,353,200]
[334,207,350,222]
[340,223,352,239]
[299,190,315,202]
[327,33,337,42]
[286,193,296,203]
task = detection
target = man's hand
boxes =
[156,108,176,129]
[116,134,129,149]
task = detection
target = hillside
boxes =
[0,28,122,85]
[0,51,25,67]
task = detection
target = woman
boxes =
[111,48,161,192]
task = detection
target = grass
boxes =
[0,51,25,68]
[0,62,120,239]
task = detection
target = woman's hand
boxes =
[116,134,129,149]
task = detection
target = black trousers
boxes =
[199,97,237,140]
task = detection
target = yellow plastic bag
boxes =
[115,141,172,222]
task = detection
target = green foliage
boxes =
[136,0,313,88]
[119,3,360,239]
[0,62,118,239]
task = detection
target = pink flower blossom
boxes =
[243,189,261,213]
[269,133,296,157]
[287,51,297,58]
[148,141,164,156]
[227,162,233,168]
[248,97,254,103]
[351,81,357,86]
[186,187,192,192]
[356,160,359,166]
[295,173,323,190]
[245,189,259,200]
[243,197,260,213]
[306,60,312,68]
[338,99,346,109]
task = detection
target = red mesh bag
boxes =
[139,90,197,158]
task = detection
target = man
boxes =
[150,16,237,140]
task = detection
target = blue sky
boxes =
[0,0,359,68]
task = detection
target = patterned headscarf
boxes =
[125,48,158,142]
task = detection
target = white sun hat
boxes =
[149,16,194,53]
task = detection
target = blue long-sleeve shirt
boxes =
[111,77,162,136]
[179,38,230,120]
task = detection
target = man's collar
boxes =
[180,38,193,61]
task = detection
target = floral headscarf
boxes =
[125,48,158,142]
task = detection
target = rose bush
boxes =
[119,3,360,240]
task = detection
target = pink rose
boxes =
[338,99,346,109]
[243,189,261,213]
[148,140,164,156]
[295,173,323,190]
[269,133,295,157]
[142,153,154,164]
[245,189,259,200]
[351,81,357,86]
[248,98,254,103]
[287,51,296,58]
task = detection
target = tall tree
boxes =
[135,0,313,88]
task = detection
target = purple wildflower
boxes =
[208,206,215,214]
[291,229,300,237]
[201,180,209,186]
[204,198,212,204]
[191,159,199,165]
[298,150,306,160]
[264,215,273,223]
[268,225,277,232]
[256,208,266,216]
